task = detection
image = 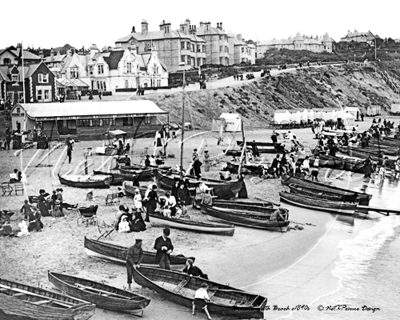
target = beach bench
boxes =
[105,193,120,205]
[1,182,13,196]
[14,183,24,195]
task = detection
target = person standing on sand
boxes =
[154,228,174,269]
[203,150,210,172]
[146,185,158,222]
[126,239,143,290]
[192,283,213,319]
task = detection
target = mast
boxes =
[179,64,186,177]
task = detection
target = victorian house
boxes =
[0,61,56,103]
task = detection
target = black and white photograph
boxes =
[0,0,399,319]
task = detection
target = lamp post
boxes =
[179,62,186,177]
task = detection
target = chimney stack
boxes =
[131,26,136,33]
[141,20,148,34]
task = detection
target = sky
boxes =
[1,0,399,50]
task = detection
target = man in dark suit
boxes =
[154,228,174,269]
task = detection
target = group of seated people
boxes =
[113,138,130,156]
[115,205,146,233]
[155,192,189,219]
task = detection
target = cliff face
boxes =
[131,62,400,129]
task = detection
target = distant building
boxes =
[116,19,255,71]
[0,61,56,104]
[116,19,206,72]
[340,30,376,45]
[0,46,42,66]
[257,32,333,57]
[43,46,168,96]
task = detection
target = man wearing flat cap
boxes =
[126,239,143,290]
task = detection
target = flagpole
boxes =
[21,42,26,104]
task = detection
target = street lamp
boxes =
[179,62,186,177]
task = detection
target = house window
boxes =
[18,92,24,103]
[44,90,50,100]
[122,117,133,126]
[225,46,228,53]
[241,47,245,53]
[197,45,201,52]
[11,74,19,82]
[157,80,161,87]
[187,42,191,50]
[88,66,93,75]
[3,58,11,65]
[37,89,43,101]
[127,62,132,73]
[70,68,79,79]
[220,45,223,52]
[98,64,104,74]
[144,116,151,124]
[197,58,201,66]
[181,55,185,63]
[38,73,49,83]
[125,80,129,88]
[181,41,185,50]
[202,45,206,53]
[144,42,151,51]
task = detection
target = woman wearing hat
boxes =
[130,207,146,232]
[37,189,50,217]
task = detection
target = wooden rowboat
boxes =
[118,166,155,181]
[132,266,267,319]
[149,213,235,236]
[58,174,111,189]
[237,140,281,147]
[154,170,247,200]
[287,183,345,202]
[84,237,193,266]
[212,199,275,213]
[48,272,150,315]
[338,147,396,168]
[281,174,372,205]
[201,204,290,231]
[0,278,95,320]
[224,161,264,175]
[92,170,138,186]
[279,191,357,215]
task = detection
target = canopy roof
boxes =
[15,101,168,120]
[108,130,127,137]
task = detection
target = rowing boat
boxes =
[338,147,396,168]
[58,174,111,189]
[48,272,150,314]
[279,191,357,215]
[154,170,247,200]
[212,199,275,213]
[0,278,95,320]
[224,161,264,175]
[237,140,281,147]
[287,183,345,201]
[132,266,267,319]
[118,166,155,181]
[281,174,372,205]
[200,204,290,231]
[92,170,138,186]
[84,237,193,266]
[149,213,235,236]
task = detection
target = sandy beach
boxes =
[0,117,398,320]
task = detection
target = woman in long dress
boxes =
[203,151,210,172]
[37,189,50,217]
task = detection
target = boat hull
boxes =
[58,174,111,189]
[0,279,95,320]
[279,191,356,215]
[48,272,150,313]
[84,237,192,266]
[149,214,234,236]
[200,205,289,231]
[132,266,266,319]
[93,170,137,186]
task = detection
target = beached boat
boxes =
[0,278,95,320]
[149,213,235,236]
[224,161,264,175]
[287,183,345,202]
[347,146,399,156]
[154,170,247,200]
[338,147,396,168]
[48,272,150,315]
[201,204,290,231]
[281,174,372,205]
[58,174,111,189]
[84,237,193,266]
[237,140,280,147]
[118,166,155,181]
[123,181,148,197]
[92,170,138,186]
[279,191,357,215]
[132,266,267,319]
[212,199,275,212]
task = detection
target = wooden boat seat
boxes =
[31,299,52,305]
[208,290,216,299]
[13,293,26,297]
[75,283,132,300]
[173,279,189,293]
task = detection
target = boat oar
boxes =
[97,226,114,241]
[254,197,281,207]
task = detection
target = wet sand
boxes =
[0,117,396,320]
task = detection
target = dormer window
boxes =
[38,73,49,83]
[3,58,11,65]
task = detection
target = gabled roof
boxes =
[0,62,50,81]
[102,50,125,70]
[0,48,41,60]
[18,100,168,119]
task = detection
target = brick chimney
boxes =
[50,48,55,60]
[141,20,148,34]
[131,26,136,33]
[160,20,171,34]
[189,25,197,35]
[180,20,189,34]
[236,34,242,41]
[39,49,44,60]
[205,22,211,31]
[217,22,223,30]
[199,21,204,28]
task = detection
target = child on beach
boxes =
[193,283,212,319]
